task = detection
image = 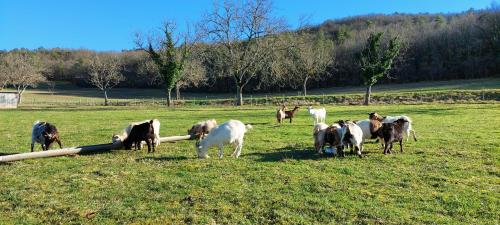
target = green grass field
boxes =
[0,103,499,224]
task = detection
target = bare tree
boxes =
[200,0,286,105]
[87,54,124,106]
[285,30,334,96]
[175,56,207,99]
[137,56,163,86]
[0,51,45,104]
[0,57,8,90]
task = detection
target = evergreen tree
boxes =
[359,32,401,105]
[141,23,188,107]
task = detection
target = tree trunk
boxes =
[303,76,310,96]
[236,85,244,106]
[16,87,25,105]
[103,90,109,106]
[17,92,22,105]
[175,83,181,100]
[166,89,172,107]
[364,85,372,105]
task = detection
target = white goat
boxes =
[313,122,329,154]
[196,120,252,159]
[112,119,161,147]
[307,106,326,125]
[356,119,378,142]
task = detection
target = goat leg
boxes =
[146,140,152,153]
[399,140,403,153]
[31,143,35,152]
[338,145,345,157]
[56,138,63,149]
[356,146,362,158]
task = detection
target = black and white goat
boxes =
[31,121,63,152]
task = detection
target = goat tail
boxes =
[245,124,253,130]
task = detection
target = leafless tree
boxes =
[0,52,45,104]
[200,0,286,105]
[175,56,207,99]
[137,56,163,86]
[0,58,8,90]
[284,31,334,96]
[87,54,124,106]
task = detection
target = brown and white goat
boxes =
[324,124,343,154]
[188,119,217,140]
[313,123,329,154]
[379,118,408,154]
[370,112,417,142]
[278,106,300,123]
[31,121,63,152]
[123,120,156,153]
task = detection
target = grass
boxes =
[0,103,499,224]
[9,78,500,105]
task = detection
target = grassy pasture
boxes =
[11,78,500,105]
[0,103,499,224]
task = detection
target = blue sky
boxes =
[0,0,493,51]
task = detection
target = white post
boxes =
[0,135,193,163]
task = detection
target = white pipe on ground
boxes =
[0,135,193,163]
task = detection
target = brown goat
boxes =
[283,106,300,123]
[188,119,217,140]
[368,112,384,140]
[380,118,408,154]
[369,112,384,121]
[123,120,156,153]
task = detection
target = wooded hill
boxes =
[2,8,499,94]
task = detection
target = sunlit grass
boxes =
[0,103,499,223]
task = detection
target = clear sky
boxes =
[0,0,494,51]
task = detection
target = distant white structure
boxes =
[0,92,19,108]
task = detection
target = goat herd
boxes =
[278,105,417,158]
[29,106,417,159]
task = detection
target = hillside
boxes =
[8,78,499,106]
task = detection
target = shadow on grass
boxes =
[247,145,380,162]
[135,156,190,162]
[0,152,20,156]
[247,146,323,162]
